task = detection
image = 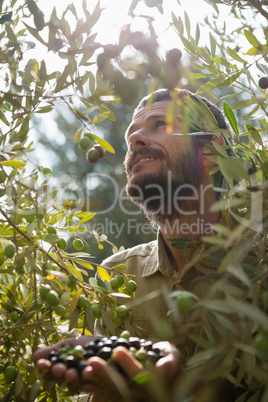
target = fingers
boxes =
[113,347,144,378]
[154,341,183,380]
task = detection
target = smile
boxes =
[138,158,155,162]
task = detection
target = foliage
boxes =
[0,0,268,401]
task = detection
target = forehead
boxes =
[133,100,176,121]
[125,100,179,137]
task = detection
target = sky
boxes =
[36,0,221,55]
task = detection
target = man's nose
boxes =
[128,130,152,151]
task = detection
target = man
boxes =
[33,88,231,401]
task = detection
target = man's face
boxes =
[124,100,204,223]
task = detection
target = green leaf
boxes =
[184,11,191,38]
[41,234,58,243]
[68,308,80,331]
[245,47,262,56]
[35,106,53,113]
[47,212,65,225]
[90,110,112,125]
[227,46,246,64]
[209,32,217,58]
[226,295,268,330]
[210,197,246,212]
[23,22,47,46]
[223,101,239,136]
[54,64,72,93]
[186,347,221,366]
[217,157,249,182]
[18,115,30,141]
[211,141,229,158]
[113,264,128,270]
[26,0,45,30]
[0,160,25,167]
[76,212,96,225]
[230,98,254,110]
[99,106,115,121]
[196,77,225,95]
[195,23,200,45]
[85,303,95,333]
[97,266,110,282]
[0,109,9,126]
[71,258,94,270]
[0,11,12,24]
[132,371,151,386]
[218,71,242,88]
[246,124,263,146]
[244,30,260,48]
[73,127,83,144]
[172,12,183,35]
[90,133,115,154]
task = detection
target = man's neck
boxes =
[159,206,220,273]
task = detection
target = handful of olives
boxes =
[46,332,164,377]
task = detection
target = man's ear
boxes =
[200,134,226,168]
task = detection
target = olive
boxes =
[45,333,165,379]
[84,350,95,359]
[97,347,113,360]
[65,355,79,369]
[77,361,87,374]
[84,341,98,352]
[113,338,130,349]
[258,77,268,89]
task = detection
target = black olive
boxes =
[65,355,79,368]
[83,350,95,359]
[77,361,87,375]
[129,337,141,349]
[50,355,64,364]
[97,346,113,360]
[143,341,153,351]
[84,341,98,352]
[113,338,130,349]
[48,351,59,360]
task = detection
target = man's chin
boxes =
[126,172,160,199]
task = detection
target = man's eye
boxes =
[155,121,166,128]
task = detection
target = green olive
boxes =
[4,366,18,383]
[73,239,84,251]
[116,305,129,318]
[91,304,101,319]
[4,244,16,259]
[45,290,60,307]
[126,280,137,293]
[56,238,67,250]
[109,277,119,291]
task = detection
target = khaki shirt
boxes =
[99,231,214,362]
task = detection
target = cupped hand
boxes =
[34,338,182,401]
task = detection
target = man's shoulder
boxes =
[102,240,157,268]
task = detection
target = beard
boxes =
[124,143,203,226]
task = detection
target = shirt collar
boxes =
[142,229,215,279]
[142,230,180,278]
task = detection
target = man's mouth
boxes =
[125,147,165,175]
[136,157,156,163]
[132,156,157,171]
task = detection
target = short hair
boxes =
[134,88,231,134]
